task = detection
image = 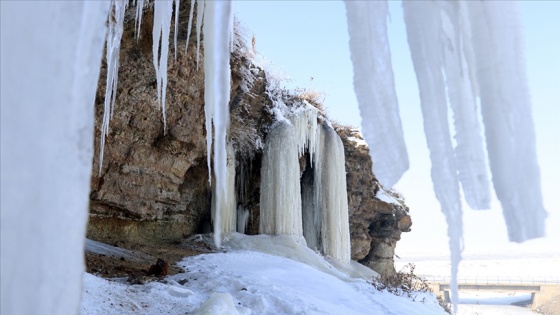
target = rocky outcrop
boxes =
[87,1,411,276]
[337,128,412,275]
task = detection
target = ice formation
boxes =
[2,0,546,312]
[344,0,409,188]
[260,121,304,236]
[312,125,352,263]
[211,143,237,235]
[152,0,173,133]
[99,0,128,174]
[399,0,545,311]
[203,1,234,247]
[465,1,546,242]
[261,103,351,262]
[1,2,110,314]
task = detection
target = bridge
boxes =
[426,277,560,309]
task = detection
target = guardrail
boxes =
[422,275,560,285]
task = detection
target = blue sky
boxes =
[234,1,559,255]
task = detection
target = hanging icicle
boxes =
[99,0,128,174]
[465,0,547,241]
[152,0,173,133]
[344,0,409,188]
[203,0,233,248]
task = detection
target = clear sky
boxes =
[234,1,560,255]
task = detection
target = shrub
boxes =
[371,263,451,314]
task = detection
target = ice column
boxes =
[344,0,409,188]
[315,125,352,263]
[1,2,110,314]
[212,143,237,234]
[260,122,303,236]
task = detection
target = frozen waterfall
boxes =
[261,105,351,263]
[260,121,304,236]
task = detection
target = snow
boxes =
[376,188,403,206]
[1,2,110,314]
[344,0,409,188]
[81,235,447,315]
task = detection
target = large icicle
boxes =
[402,2,463,311]
[211,143,237,234]
[440,1,491,210]
[99,0,128,174]
[315,124,352,263]
[1,2,110,313]
[260,122,303,236]
[134,0,146,39]
[466,1,547,241]
[203,0,233,248]
[152,0,173,133]
[344,0,409,188]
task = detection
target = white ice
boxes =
[99,0,128,174]
[465,0,547,242]
[259,121,303,236]
[402,1,464,311]
[344,0,409,188]
[203,0,233,248]
[152,0,173,133]
[1,1,110,314]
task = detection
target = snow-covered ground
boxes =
[81,234,447,314]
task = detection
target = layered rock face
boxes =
[337,128,412,275]
[88,2,411,276]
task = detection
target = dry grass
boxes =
[371,263,452,314]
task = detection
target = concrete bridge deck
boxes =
[427,279,560,309]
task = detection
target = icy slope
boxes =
[81,235,447,315]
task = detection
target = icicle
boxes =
[196,0,205,70]
[203,0,233,248]
[402,1,463,311]
[439,1,491,210]
[316,124,351,263]
[173,0,180,60]
[152,0,173,134]
[344,0,409,188]
[212,143,237,235]
[134,0,145,39]
[99,0,128,174]
[260,122,303,236]
[466,0,547,241]
[185,0,196,54]
[237,205,249,233]
[289,104,318,164]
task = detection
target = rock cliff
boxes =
[87,1,411,276]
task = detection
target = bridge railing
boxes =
[422,275,560,286]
